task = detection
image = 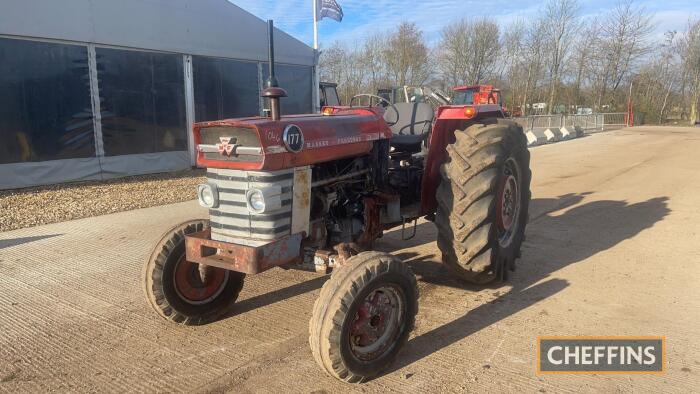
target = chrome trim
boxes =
[197,144,263,155]
[207,168,294,243]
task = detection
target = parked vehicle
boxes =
[143,21,531,383]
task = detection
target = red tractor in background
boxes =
[377,84,521,117]
[143,21,531,383]
[452,84,520,116]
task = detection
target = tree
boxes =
[543,0,580,113]
[360,33,389,93]
[593,0,654,109]
[317,3,698,124]
[438,18,500,87]
[570,19,599,108]
[680,19,700,124]
[383,22,431,87]
[521,19,547,114]
[500,19,527,111]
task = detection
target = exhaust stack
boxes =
[261,20,287,121]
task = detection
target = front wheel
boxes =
[142,219,245,325]
[309,252,418,383]
[436,120,532,284]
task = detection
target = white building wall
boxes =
[0,0,316,190]
[0,0,314,66]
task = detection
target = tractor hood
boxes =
[194,107,391,171]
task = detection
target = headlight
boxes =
[246,186,282,214]
[197,183,218,208]
[247,189,265,212]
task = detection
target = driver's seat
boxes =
[384,102,434,153]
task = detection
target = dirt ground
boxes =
[0,126,699,393]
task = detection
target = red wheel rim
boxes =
[173,255,229,305]
[496,158,521,248]
[349,286,404,361]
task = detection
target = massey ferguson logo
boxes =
[217,137,236,156]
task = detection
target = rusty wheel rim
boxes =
[349,285,404,362]
[496,157,521,248]
[173,255,229,305]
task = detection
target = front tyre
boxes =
[309,252,418,383]
[143,219,245,325]
[436,120,531,284]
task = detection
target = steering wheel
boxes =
[350,94,400,126]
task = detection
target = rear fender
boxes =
[419,105,504,214]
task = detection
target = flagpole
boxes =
[313,0,319,50]
[312,0,320,111]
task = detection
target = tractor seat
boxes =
[384,102,434,153]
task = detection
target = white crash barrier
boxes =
[516,113,626,147]
[523,126,585,147]
[525,129,549,146]
[544,128,561,142]
[559,127,574,139]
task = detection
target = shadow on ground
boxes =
[388,193,670,372]
[0,234,62,250]
[223,193,670,375]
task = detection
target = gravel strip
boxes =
[0,170,206,232]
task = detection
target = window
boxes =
[192,56,260,122]
[320,84,340,106]
[0,38,94,164]
[262,64,313,115]
[96,48,187,156]
[452,90,475,105]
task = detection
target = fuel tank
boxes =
[194,107,391,171]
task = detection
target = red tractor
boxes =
[452,84,518,116]
[143,21,531,383]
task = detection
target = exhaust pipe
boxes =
[261,20,287,121]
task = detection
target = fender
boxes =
[420,104,504,214]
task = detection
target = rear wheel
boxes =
[143,219,245,325]
[435,120,531,284]
[309,252,418,383]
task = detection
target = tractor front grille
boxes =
[207,168,294,246]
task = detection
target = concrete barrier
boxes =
[524,126,585,147]
[544,128,560,142]
[559,127,574,140]
[525,129,549,146]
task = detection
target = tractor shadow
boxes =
[0,234,62,250]
[386,193,670,373]
[225,193,669,374]
[232,275,329,316]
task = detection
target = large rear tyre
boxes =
[143,219,245,325]
[309,252,418,383]
[436,120,531,284]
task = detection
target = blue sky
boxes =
[229,0,699,47]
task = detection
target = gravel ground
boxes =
[0,170,205,232]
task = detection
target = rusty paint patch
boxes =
[185,229,302,275]
[291,167,312,235]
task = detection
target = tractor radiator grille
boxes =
[207,168,294,246]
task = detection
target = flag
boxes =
[316,0,343,22]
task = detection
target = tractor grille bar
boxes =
[207,168,294,246]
